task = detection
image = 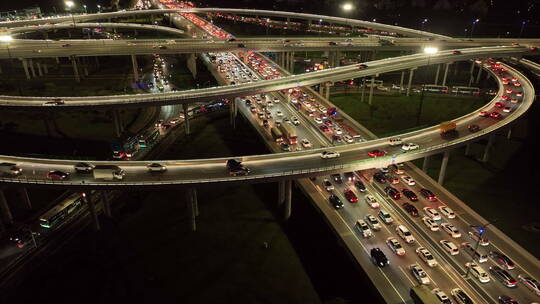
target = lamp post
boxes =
[470,19,479,38]
[341,3,354,32]
[464,221,493,278]
[416,47,438,125]
[65,1,76,24]
[421,18,428,31]
[519,21,527,38]
[97,5,101,13]
[83,4,87,14]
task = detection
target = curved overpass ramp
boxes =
[8,22,185,36]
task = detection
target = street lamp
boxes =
[342,3,354,12]
[470,19,479,38]
[65,1,75,10]
[421,18,428,31]
[416,47,438,125]
[83,4,87,13]
[97,4,101,13]
[519,21,527,38]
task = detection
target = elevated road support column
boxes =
[112,110,121,138]
[368,75,376,105]
[18,188,32,210]
[28,59,36,78]
[441,63,451,86]
[438,151,450,185]
[482,134,496,162]
[183,103,190,135]
[475,65,483,83]
[469,61,476,86]
[325,82,331,100]
[399,71,405,94]
[277,181,285,207]
[20,58,31,80]
[187,53,197,79]
[422,156,430,172]
[101,191,112,218]
[36,62,43,77]
[131,55,139,81]
[186,187,197,231]
[289,51,295,72]
[281,180,292,220]
[464,143,472,156]
[406,68,415,96]
[71,56,81,83]
[0,188,14,225]
[434,64,441,85]
[83,192,100,231]
[231,97,239,128]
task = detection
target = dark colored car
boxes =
[47,170,70,180]
[498,295,519,304]
[385,186,401,200]
[238,43,246,48]
[354,180,366,192]
[402,203,419,216]
[489,251,515,270]
[262,120,269,128]
[468,124,480,132]
[329,41,338,46]
[344,190,358,203]
[402,189,418,201]
[358,64,368,69]
[452,50,462,54]
[490,266,517,288]
[370,248,389,267]
[331,174,343,184]
[329,194,344,209]
[420,188,437,201]
[373,172,386,184]
[344,172,356,182]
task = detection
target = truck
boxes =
[226,159,250,176]
[278,123,297,144]
[270,127,284,143]
[439,121,458,139]
[92,165,125,180]
[0,162,22,176]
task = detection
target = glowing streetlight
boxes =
[416,47,439,125]
[0,35,14,42]
[423,47,438,54]
[65,1,75,9]
[470,18,480,37]
[342,3,354,11]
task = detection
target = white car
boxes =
[416,247,438,267]
[401,143,419,151]
[396,225,415,244]
[301,139,312,149]
[291,117,300,125]
[431,289,451,303]
[355,219,372,238]
[441,223,461,238]
[365,215,381,231]
[386,237,406,256]
[343,135,354,143]
[401,175,416,186]
[320,151,340,159]
[334,128,343,135]
[314,117,323,124]
[438,205,456,219]
[378,209,393,224]
[147,163,167,172]
[423,207,441,221]
[276,111,283,117]
[465,262,490,283]
[422,217,440,231]
[410,263,430,285]
[365,195,379,208]
[440,240,459,255]
[323,179,334,191]
[273,97,280,103]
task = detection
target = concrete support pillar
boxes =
[36,62,43,76]
[442,63,451,86]
[464,143,472,156]
[101,191,112,217]
[71,56,80,83]
[468,62,475,87]
[482,134,495,162]
[325,83,330,100]
[361,78,366,102]
[0,189,14,225]
[319,83,324,95]
[84,193,100,231]
[283,180,292,220]
[186,53,197,79]
[422,156,430,172]
[55,57,60,64]
[278,181,285,207]
[434,64,441,85]
[186,187,196,231]
[368,76,375,105]
[81,57,88,76]
[406,68,415,96]
[95,56,100,69]
[131,54,139,81]
[399,70,405,93]
[28,59,36,78]
[21,58,31,80]
[18,188,32,210]
[112,110,121,138]
[438,150,450,185]
[183,103,190,135]
[231,97,239,128]
[475,66,482,84]
[289,51,295,72]
[506,127,512,140]
[192,187,199,217]
[43,63,49,74]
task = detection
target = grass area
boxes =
[330,92,487,136]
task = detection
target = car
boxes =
[388,138,403,146]
[466,262,490,283]
[490,265,517,287]
[468,124,481,132]
[169,118,180,125]
[343,135,354,143]
[378,167,389,174]
[479,111,489,117]
[378,209,393,224]
[401,143,419,151]
[419,188,437,201]
[495,101,505,108]
[73,162,95,173]
[423,207,441,221]
[365,215,381,231]
[461,242,488,263]
[354,180,366,192]
[319,125,330,132]
[344,190,358,203]
[396,225,415,243]
[301,139,312,148]
[61,43,71,47]
[43,100,65,106]
[410,264,430,285]
[390,164,405,175]
[291,117,300,125]
[441,223,461,238]
[276,110,283,117]
[402,203,419,216]
[368,149,386,157]
[505,88,513,94]
[401,175,416,186]
[323,179,334,191]
[324,120,334,127]
[490,111,502,119]
[370,248,389,267]
[386,237,405,256]
[422,217,440,231]
[344,172,356,182]
[416,247,438,267]
[438,205,455,218]
[356,219,372,238]
[47,170,70,180]
[329,41,338,46]
[262,120,269,128]
[402,189,418,201]
[385,173,399,184]
[468,229,489,246]
[452,50,462,55]
[358,64,368,69]
[237,43,246,48]
[451,288,474,304]
[147,163,167,172]
[431,288,451,304]
[161,123,171,130]
[320,151,340,159]
[440,240,459,255]
[329,194,344,209]
[365,195,379,208]
[503,106,511,113]
[489,251,515,270]
[314,117,323,124]
[373,172,386,184]
[385,186,401,200]
[331,174,343,184]
[498,295,519,304]
[517,274,540,296]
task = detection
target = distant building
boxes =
[0,6,42,21]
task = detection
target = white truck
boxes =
[0,162,22,176]
[92,165,124,180]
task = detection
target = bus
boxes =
[410,285,439,304]
[138,128,160,148]
[39,193,84,229]
[363,79,384,88]
[278,123,297,144]
[270,127,283,143]
[451,86,480,95]
[422,84,449,93]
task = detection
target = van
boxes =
[388,138,403,146]
[461,242,488,263]
[355,219,372,238]
[0,163,22,176]
[396,225,415,243]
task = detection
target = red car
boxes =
[514,82,521,87]
[344,190,358,203]
[161,123,171,129]
[358,64,368,69]
[479,111,489,117]
[494,102,504,108]
[516,92,523,97]
[505,88,513,94]
[419,188,437,201]
[324,120,334,127]
[319,125,330,132]
[452,50,462,55]
[529,46,538,51]
[501,95,510,100]
[47,170,70,180]
[368,150,386,158]
[490,112,502,119]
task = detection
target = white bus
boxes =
[363,79,383,88]
[422,84,449,93]
[39,193,84,229]
[451,86,480,95]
